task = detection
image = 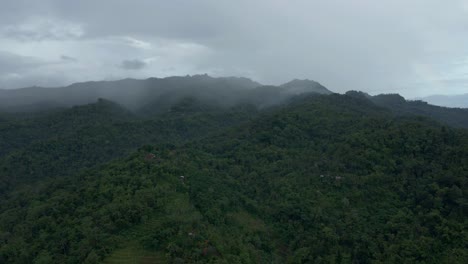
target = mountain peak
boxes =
[372,93,406,105]
[280,79,332,95]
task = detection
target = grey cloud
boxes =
[435,78,468,86]
[1,19,84,41]
[120,59,147,70]
[0,51,60,89]
[60,55,78,62]
[0,72,68,89]
[0,51,46,73]
[0,0,468,97]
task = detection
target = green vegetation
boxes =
[0,98,256,194]
[0,93,467,263]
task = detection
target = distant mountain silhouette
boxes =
[417,94,468,108]
[346,91,468,128]
[0,75,330,113]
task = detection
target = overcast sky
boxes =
[1,0,468,97]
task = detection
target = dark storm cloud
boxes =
[120,59,147,70]
[1,0,468,96]
[0,51,45,72]
[61,55,78,63]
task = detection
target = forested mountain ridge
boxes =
[1,74,466,129]
[0,93,466,263]
[346,91,468,128]
[0,99,134,157]
[0,75,332,113]
[0,98,258,195]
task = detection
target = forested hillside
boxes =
[0,93,466,263]
[0,98,257,195]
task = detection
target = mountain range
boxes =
[1,74,467,128]
[0,75,330,113]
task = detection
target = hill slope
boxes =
[1,94,467,263]
[0,98,257,195]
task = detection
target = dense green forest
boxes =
[0,89,467,263]
[0,98,257,194]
